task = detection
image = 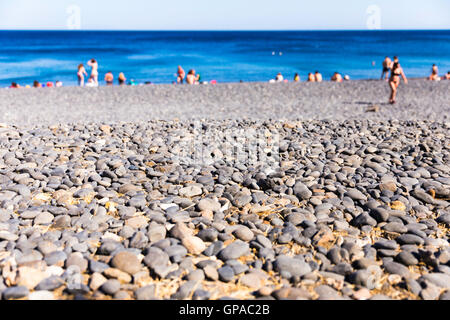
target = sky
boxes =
[0,0,449,30]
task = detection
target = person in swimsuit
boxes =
[294,73,300,82]
[389,61,408,104]
[315,71,323,82]
[118,72,126,85]
[33,80,42,88]
[10,82,19,88]
[275,73,284,82]
[87,59,99,85]
[429,64,440,81]
[186,70,199,85]
[77,64,88,87]
[105,71,114,85]
[177,66,186,84]
[381,56,392,80]
[307,73,315,82]
[331,72,343,82]
[445,71,450,80]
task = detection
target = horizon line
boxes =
[1,28,449,32]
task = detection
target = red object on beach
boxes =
[46,82,54,87]
[210,80,217,84]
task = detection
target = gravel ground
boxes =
[0,80,449,300]
[1,80,449,126]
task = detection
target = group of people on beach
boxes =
[77,59,128,87]
[8,57,449,93]
[273,71,348,83]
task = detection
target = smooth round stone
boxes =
[395,251,419,266]
[197,228,219,242]
[197,198,221,212]
[218,266,235,282]
[218,240,250,261]
[396,234,425,245]
[101,280,121,295]
[186,269,205,281]
[382,222,408,234]
[66,252,88,272]
[233,226,254,241]
[135,285,156,300]
[111,251,142,275]
[2,286,29,300]
[182,236,206,255]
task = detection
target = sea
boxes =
[1,30,449,86]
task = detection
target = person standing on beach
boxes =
[118,72,126,85]
[77,64,88,87]
[105,71,114,85]
[294,73,300,82]
[315,71,323,82]
[307,73,316,82]
[381,56,392,80]
[177,66,186,84]
[389,61,407,104]
[87,59,99,85]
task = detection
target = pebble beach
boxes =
[0,79,449,300]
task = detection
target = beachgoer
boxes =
[275,73,284,82]
[129,79,136,86]
[55,81,63,87]
[315,71,323,82]
[105,71,114,85]
[10,82,19,88]
[307,73,316,82]
[77,64,88,87]
[118,73,126,85]
[389,61,408,104]
[87,59,99,84]
[177,66,186,84]
[33,80,41,88]
[86,78,98,88]
[344,75,350,81]
[429,64,440,81]
[381,56,392,80]
[294,73,300,82]
[331,72,343,82]
[445,71,450,80]
[186,70,199,85]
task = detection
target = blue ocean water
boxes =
[1,30,449,86]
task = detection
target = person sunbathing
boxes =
[331,72,343,82]
[186,69,199,85]
[275,73,284,82]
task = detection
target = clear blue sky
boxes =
[0,0,449,30]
